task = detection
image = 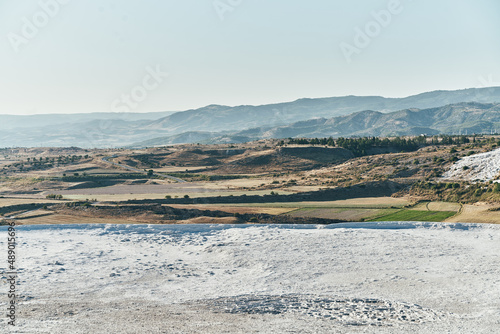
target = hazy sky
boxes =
[2,0,500,115]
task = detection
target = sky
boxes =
[1,0,500,115]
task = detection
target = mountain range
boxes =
[131,102,500,147]
[2,87,500,148]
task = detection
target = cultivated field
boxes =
[1,137,500,225]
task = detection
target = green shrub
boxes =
[46,194,63,199]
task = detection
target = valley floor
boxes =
[1,223,499,333]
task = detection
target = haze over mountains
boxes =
[132,102,500,147]
[2,87,500,148]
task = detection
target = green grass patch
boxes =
[368,210,456,222]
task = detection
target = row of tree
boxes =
[286,135,471,157]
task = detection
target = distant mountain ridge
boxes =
[0,111,176,131]
[131,102,500,147]
[140,87,500,134]
[2,87,500,148]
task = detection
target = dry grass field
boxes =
[167,204,296,215]
[411,201,461,212]
[60,189,293,202]
[229,197,411,209]
[153,166,211,173]
[445,203,500,224]
[0,197,60,207]
[287,207,393,221]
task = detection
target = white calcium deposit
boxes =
[1,223,500,333]
[442,147,500,182]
